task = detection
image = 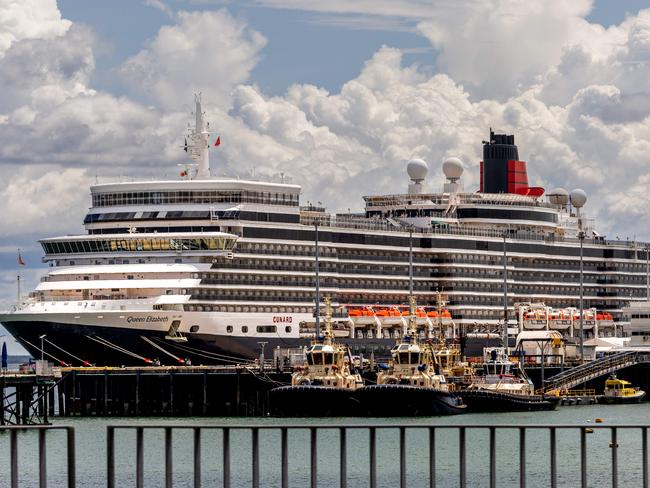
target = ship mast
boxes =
[187,93,211,179]
[323,296,333,345]
[407,230,417,341]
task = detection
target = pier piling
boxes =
[49,365,290,417]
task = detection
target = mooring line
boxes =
[140,336,183,363]
[44,337,89,366]
[151,336,255,364]
[17,336,68,366]
[86,335,151,363]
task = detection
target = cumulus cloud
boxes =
[3,0,650,318]
[0,23,95,113]
[0,166,91,239]
[119,9,267,109]
[0,0,71,56]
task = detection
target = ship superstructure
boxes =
[2,99,649,366]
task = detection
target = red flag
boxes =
[214,136,221,147]
[18,250,25,266]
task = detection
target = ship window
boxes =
[242,326,248,333]
[256,325,277,333]
[226,326,233,333]
[285,326,291,333]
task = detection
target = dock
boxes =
[1,364,57,424]
[55,365,291,417]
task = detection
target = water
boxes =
[1,404,649,487]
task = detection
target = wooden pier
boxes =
[1,369,57,424]
[55,365,291,417]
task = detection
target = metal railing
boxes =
[105,423,650,488]
[0,425,76,488]
[2,423,649,487]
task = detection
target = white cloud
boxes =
[0,0,71,57]
[119,9,267,109]
[144,0,175,19]
[3,0,650,317]
[0,166,92,238]
[0,23,95,112]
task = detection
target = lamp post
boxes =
[578,230,585,362]
[645,246,650,302]
[408,229,413,299]
[314,219,320,338]
[39,334,46,361]
[570,188,587,362]
[257,341,268,372]
[502,231,509,349]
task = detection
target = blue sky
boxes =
[56,0,648,98]
[2,0,650,354]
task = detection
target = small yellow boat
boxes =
[599,374,646,404]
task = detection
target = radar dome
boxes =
[442,157,464,180]
[548,188,569,206]
[570,188,587,208]
[407,159,428,182]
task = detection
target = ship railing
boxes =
[299,215,650,250]
[4,422,650,487]
[364,192,559,209]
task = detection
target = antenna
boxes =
[185,93,211,178]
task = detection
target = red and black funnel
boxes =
[480,130,544,197]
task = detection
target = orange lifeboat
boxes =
[375,309,389,317]
[388,308,401,317]
[427,311,439,318]
[348,309,363,317]
[442,311,452,319]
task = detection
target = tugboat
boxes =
[356,297,466,416]
[458,347,560,412]
[268,297,364,417]
[599,374,646,404]
[429,293,473,387]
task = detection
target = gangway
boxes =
[543,350,650,391]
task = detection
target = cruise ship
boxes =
[1,95,648,366]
